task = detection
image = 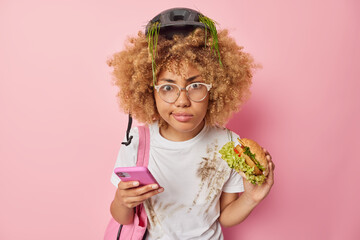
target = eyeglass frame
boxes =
[154,82,212,103]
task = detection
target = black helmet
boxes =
[145,8,210,39]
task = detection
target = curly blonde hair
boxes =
[107,28,257,127]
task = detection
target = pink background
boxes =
[1,0,359,239]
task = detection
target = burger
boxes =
[219,138,268,185]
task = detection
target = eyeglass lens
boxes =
[158,83,209,103]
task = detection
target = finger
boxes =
[263,165,269,176]
[121,198,148,209]
[267,156,275,170]
[266,162,275,185]
[126,187,164,204]
[118,185,164,208]
[126,184,161,197]
[118,180,140,190]
[262,147,272,161]
[262,147,271,156]
[238,171,247,179]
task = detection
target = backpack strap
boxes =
[136,125,150,167]
[114,125,150,240]
[134,125,150,240]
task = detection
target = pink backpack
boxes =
[104,125,150,240]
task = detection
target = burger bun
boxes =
[240,138,269,176]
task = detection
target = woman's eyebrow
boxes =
[158,78,175,83]
[158,75,201,83]
[186,75,201,82]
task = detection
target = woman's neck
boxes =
[159,120,205,142]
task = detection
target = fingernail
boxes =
[158,188,164,193]
[152,184,159,189]
[133,182,139,186]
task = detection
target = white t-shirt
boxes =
[111,123,244,240]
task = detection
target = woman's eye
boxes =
[162,85,173,91]
[190,83,201,89]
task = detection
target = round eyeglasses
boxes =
[154,82,212,103]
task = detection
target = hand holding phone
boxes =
[114,167,163,209]
[114,166,159,186]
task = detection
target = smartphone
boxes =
[114,166,159,186]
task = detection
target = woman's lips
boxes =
[172,113,193,122]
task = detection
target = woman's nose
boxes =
[174,88,190,107]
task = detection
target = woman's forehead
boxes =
[158,63,201,80]
[160,60,200,75]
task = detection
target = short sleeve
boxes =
[222,129,244,193]
[222,169,244,193]
[110,127,139,188]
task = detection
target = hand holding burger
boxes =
[219,138,271,185]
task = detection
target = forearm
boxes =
[219,193,259,227]
[110,198,134,225]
